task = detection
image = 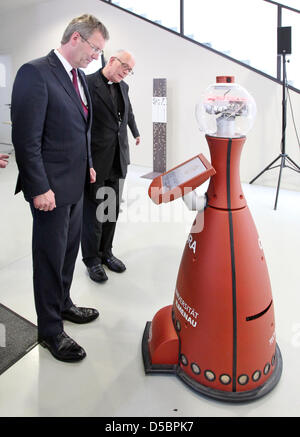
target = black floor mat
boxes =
[0,303,38,375]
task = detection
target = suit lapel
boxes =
[47,50,87,122]
[119,82,127,124]
[94,72,119,120]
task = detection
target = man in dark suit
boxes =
[81,50,140,283]
[11,14,109,362]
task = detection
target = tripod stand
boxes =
[249,52,300,210]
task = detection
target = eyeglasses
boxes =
[79,34,103,55]
[114,57,134,75]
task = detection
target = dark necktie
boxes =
[71,68,88,118]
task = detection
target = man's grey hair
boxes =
[61,14,109,44]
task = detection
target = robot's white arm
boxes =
[182,191,207,212]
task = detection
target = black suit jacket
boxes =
[11,50,93,207]
[86,71,139,181]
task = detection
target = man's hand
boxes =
[0,154,9,168]
[90,167,96,184]
[135,136,140,146]
[33,189,56,211]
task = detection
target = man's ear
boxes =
[70,31,81,46]
[108,56,115,66]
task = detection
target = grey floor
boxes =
[0,154,299,417]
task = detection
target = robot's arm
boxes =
[183,191,207,212]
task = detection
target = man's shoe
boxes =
[87,264,108,283]
[62,305,99,324]
[102,252,126,273]
[39,331,86,362]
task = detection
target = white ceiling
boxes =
[0,0,52,13]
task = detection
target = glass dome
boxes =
[195,76,257,138]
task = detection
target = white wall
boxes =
[1,0,299,190]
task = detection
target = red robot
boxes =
[142,76,282,402]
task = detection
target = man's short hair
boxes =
[61,14,109,44]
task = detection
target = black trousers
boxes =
[81,177,124,268]
[30,196,83,338]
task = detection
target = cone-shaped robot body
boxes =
[172,135,282,399]
[142,78,282,402]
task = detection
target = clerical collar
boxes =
[100,69,114,85]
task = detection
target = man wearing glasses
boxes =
[81,50,140,283]
[11,15,109,362]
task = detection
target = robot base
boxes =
[142,319,283,403]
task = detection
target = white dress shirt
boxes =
[54,49,88,106]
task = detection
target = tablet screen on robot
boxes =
[162,157,207,193]
[149,153,215,204]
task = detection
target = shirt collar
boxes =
[100,68,115,85]
[100,68,109,83]
[54,49,74,77]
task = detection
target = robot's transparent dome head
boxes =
[195,76,257,138]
